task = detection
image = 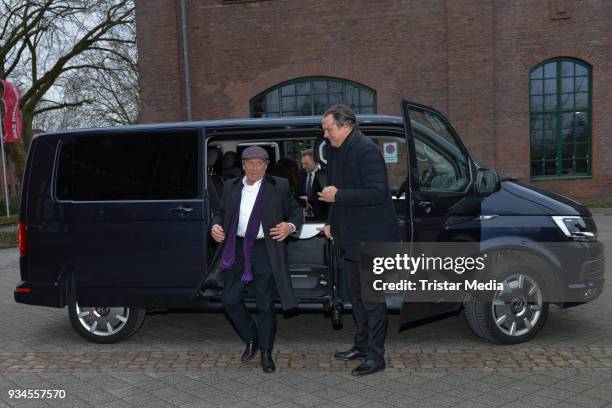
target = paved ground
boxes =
[0,214,610,407]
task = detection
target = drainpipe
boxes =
[180,0,192,120]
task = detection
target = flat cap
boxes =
[241,145,269,160]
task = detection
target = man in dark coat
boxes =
[319,105,400,376]
[211,146,303,373]
[298,148,328,221]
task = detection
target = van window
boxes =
[371,136,407,192]
[415,132,470,192]
[56,132,198,201]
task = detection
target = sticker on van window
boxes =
[383,142,398,163]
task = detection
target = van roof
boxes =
[35,114,405,138]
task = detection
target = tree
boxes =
[0,0,137,178]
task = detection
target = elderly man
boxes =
[319,105,400,376]
[211,146,302,373]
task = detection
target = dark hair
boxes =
[323,104,357,128]
[300,148,314,158]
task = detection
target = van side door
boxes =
[57,128,206,307]
[400,101,482,324]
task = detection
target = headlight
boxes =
[552,216,597,241]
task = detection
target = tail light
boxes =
[18,221,27,256]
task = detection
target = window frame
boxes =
[529,58,592,180]
[250,76,377,117]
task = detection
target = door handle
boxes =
[170,206,194,216]
[417,201,433,214]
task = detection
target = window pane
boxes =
[545,162,557,175]
[360,106,375,114]
[575,143,588,158]
[575,159,588,173]
[313,94,328,114]
[360,89,374,105]
[282,96,295,112]
[562,128,573,143]
[561,112,574,128]
[281,84,295,96]
[544,94,556,110]
[575,92,588,108]
[544,114,557,129]
[575,112,588,127]
[543,129,555,143]
[544,79,557,94]
[532,161,544,176]
[530,96,543,111]
[296,82,310,95]
[575,64,588,76]
[575,76,588,92]
[561,78,573,92]
[531,143,543,160]
[296,95,310,114]
[71,132,198,201]
[346,85,359,106]
[530,115,543,130]
[265,91,279,113]
[531,129,543,144]
[544,62,556,78]
[544,144,556,160]
[562,144,573,158]
[561,159,574,175]
[531,66,543,79]
[328,81,342,93]
[313,81,327,94]
[530,80,543,95]
[561,61,574,77]
[328,93,342,105]
[575,127,587,143]
[561,93,574,109]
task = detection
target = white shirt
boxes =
[237,177,265,238]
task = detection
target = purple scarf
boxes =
[219,179,266,282]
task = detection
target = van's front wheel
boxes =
[463,265,549,344]
[68,296,146,343]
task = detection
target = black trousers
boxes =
[222,238,277,350]
[346,260,388,359]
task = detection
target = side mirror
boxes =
[476,168,500,195]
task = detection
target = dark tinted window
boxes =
[56,131,198,201]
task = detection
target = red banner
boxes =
[1,80,23,143]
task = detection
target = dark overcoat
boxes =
[327,127,401,260]
[211,174,303,310]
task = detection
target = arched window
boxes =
[530,58,592,178]
[250,77,376,117]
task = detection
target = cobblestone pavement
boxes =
[0,215,610,407]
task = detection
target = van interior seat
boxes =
[221,151,242,181]
[207,147,224,199]
[287,234,328,290]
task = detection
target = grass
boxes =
[0,215,19,226]
[0,230,17,249]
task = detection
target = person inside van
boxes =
[299,148,328,221]
[210,145,303,373]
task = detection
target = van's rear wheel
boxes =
[68,293,146,343]
[463,265,549,344]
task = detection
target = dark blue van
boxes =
[14,101,604,344]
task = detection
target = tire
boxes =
[68,288,146,344]
[463,263,549,344]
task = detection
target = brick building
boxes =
[134,0,611,199]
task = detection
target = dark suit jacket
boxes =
[327,127,401,260]
[298,168,329,221]
[211,174,303,310]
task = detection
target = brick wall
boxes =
[135,0,611,199]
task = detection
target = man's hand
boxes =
[317,224,332,240]
[270,222,295,241]
[211,224,225,243]
[318,186,337,202]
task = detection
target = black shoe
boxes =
[241,338,258,363]
[351,358,385,376]
[334,348,368,361]
[261,349,275,373]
